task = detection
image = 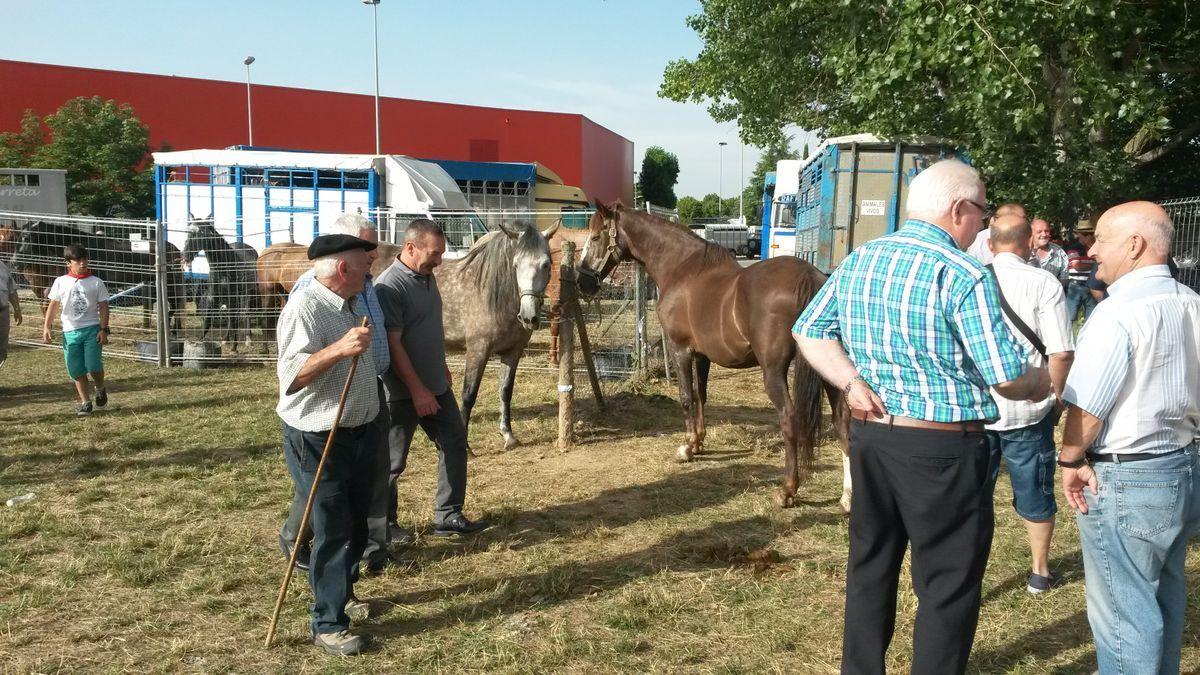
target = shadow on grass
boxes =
[0,368,222,409]
[970,608,1092,673]
[1,441,279,485]
[371,510,842,640]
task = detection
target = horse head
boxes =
[577,200,628,297]
[9,220,46,272]
[182,216,217,266]
[494,220,553,330]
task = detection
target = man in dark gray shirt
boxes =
[375,219,488,537]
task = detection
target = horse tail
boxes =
[791,344,823,481]
[791,263,825,480]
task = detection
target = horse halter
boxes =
[577,214,622,290]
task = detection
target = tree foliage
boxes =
[0,97,154,217]
[661,0,1200,219]
[638,146,681,208]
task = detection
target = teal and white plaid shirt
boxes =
[793,219,1027,422]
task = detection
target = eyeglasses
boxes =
[961,199,994,220]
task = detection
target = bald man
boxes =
[1058,201,1200,674]
[985,215,1075,594]
[967,203,1025,264]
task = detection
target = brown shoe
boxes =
[312,629,365,656]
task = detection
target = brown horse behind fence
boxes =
[576,202,850,509]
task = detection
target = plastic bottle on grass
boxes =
[5,493,36,507]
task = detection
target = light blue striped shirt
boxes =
[793,219,1026,422]
[1063,265,1200,454]
[291,269,390,378]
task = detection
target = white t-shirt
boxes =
[48,274,110,332]
[987,252,1074,431]
[967,228,994,265]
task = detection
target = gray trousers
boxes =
[282,379,391,567]
[387,390,468,527]
[0,304,10,363]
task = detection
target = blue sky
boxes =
[4,0,815,202]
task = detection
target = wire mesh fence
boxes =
[2,208,662,392]
[1160,196,1200,292]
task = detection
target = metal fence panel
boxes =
[1159,197,1200,292]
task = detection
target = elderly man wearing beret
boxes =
[275,233,380,656]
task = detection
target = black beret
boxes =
[307,234,378,260]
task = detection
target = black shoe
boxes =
[1027,571,1064,595]
[433,514,491,537]
[387,522,414,547]
[94,387,108,408]
[75,401,93,416]
[279,536,311,572]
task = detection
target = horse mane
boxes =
[454,228,520,317]
[627,210,735,268]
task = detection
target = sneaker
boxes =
[1027,571,1063,594]
[94,387,108,408]
[433,514,491,538]
[312,629,366,656]
[76,401,93,416]
[345,594,370,622]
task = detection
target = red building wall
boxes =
[0,59,633,204]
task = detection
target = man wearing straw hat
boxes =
[275,233,379,656]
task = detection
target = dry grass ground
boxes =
[1,346,1198,674]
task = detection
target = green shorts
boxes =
[63,325,104,380]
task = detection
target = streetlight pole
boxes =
[739,139,745,225]
[363,0,382,154]
[243,56,255,146]
[718,141,728,217]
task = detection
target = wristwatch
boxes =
[1057,455,1087,469]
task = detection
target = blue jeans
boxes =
[987,411,1058,521]
[1065,281,1096,324]
[282,422,378,636]
[1075,445,1200,674]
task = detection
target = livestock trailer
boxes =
[0,167,67,223]
[428,159,591,231]
[153,148,479,275]
[764,134,961,272]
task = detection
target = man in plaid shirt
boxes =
[793,159,1050,674]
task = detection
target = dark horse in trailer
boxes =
[181,219,260,347]
[11,220,185,331]
[576,202,850,510]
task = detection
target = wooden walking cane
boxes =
[265,316,369,648]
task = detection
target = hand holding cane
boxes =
[265,316,370,648]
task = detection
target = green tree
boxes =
[10,97,155,217]
[661,0,1200,218]
[0,111,44,167]
[637,146,681,208]
[699,192,721,218]
[741,137,797,222]
[677,195,702,224]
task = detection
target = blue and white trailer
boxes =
[764,134,961,272]
[153,148,474,275]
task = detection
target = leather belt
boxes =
[1086,445,1189,464]
[852,413,985,433]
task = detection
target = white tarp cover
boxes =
[151,149,383,172]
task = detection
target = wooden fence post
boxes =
[557,241,577,449]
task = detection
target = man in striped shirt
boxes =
[793,159,1050,675]
[1059,201,1200,675]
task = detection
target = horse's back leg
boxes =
[497,347,523,450]
[825,382,852,513]
[760,355,798,507]
[693,354,711,454]
[668,340,699,463]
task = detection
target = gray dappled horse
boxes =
[181,218,260,348]
[437,220,556,449]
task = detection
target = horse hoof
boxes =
[674,445,693,463]
[503,436,521,451]
[772,489,796,509]
[840,492,852,514]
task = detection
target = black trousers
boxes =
[841,420,998,675]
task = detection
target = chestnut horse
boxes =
[576,202,850,510]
